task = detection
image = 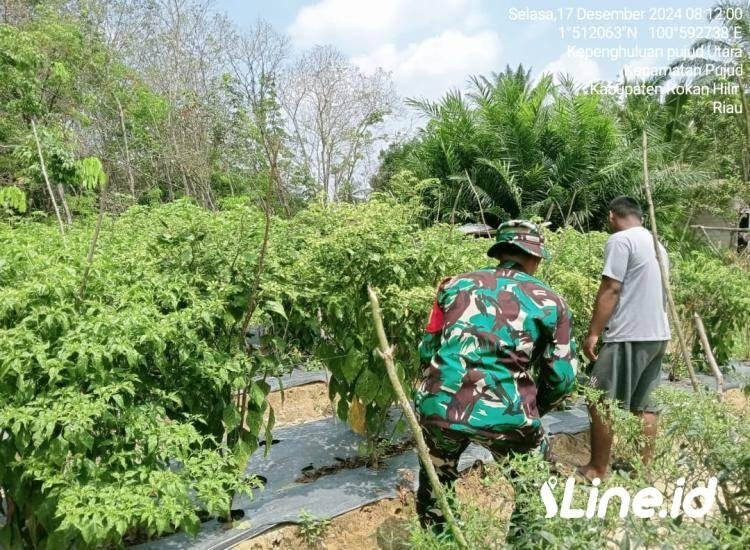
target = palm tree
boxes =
[406,65,623,229]
[670,1,750,180]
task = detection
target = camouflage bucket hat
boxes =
[487,219,551,260]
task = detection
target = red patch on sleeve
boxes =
[425,300,445,333]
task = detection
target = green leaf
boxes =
[249,383,267,409]
[354,369,381,404]
[264,300,287,319]
[0,186,27,212]
[223,403,242,430]
[336,398,349,422]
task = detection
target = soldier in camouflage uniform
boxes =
[414,220,578,530]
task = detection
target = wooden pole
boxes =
[31,119,65,236]
[693,313,724,401]
[464,169,491,238]
[698,226,722,256]
[77,191,106,309]
[115,95,136,197]
[449,182,464,229]
[56,183,72,225]
[689,225,747,232]
[367,286,469,549]
[641,130,700,392]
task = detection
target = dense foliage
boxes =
[379,65,723,231]
[2,193,749,547]
[0,2,396,216]
[0,202,273,547]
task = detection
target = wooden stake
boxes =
[449,182,464,229]
[689,225,748,232]
[115,95,136,197]
[641,130,700,392]
[77,191,106,309]
[367,286,469,549]
[698,226,722,256]
[31,119,65,236]
[464,169,491,238]
[57,182,72,225]
[693,313,724,401]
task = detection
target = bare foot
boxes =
[576,465,608,483]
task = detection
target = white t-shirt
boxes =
[601,226,671,343]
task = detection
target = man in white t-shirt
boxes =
[579,196,671,481]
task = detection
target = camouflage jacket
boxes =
[414,261,577,443]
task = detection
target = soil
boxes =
[266,382,334,428]
[724,387,750,414]
[235,436,588,547]
[234,467,519,550]
[236,498,415,550]
[548,431,591,476]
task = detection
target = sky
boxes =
[213,0,719,101]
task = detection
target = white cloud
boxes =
[288,0,483,49]
[352,30,503,99]
[542,52,602,85]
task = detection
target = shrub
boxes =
[673,250,750,363]
[0,201,270,548]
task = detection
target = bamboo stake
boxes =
[698,226,722,256]
[367,286,468,549]
[641,130,700,392]
[464,169,491,238]
[690,225,748,232]
[115,95,136,197]
[449,182,464,229]
[76,191,106,309]
[693,313,724,401]
[57,183,72,225]
[31,119,65,236]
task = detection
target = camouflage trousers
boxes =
[416,422,549,535]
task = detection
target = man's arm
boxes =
[537,301,578,416]
[582,277,623,361]
[583,235,629,361]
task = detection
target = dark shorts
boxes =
[589,341,668,413]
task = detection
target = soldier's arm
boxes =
[418,302,443,366]
[537,300,578,416]
[417,278,452,366]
